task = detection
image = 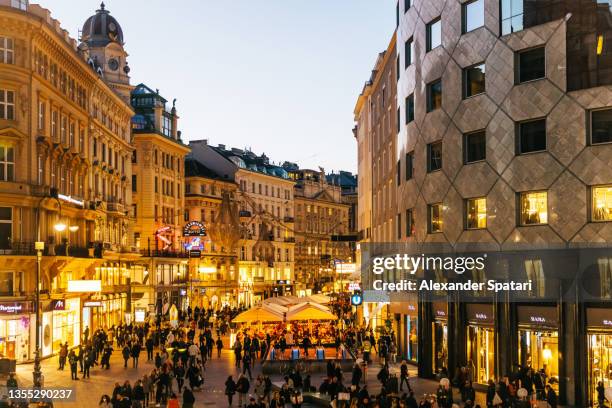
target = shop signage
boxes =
[433,301,447,319]
[276,280,291,285]
[586,308,612,329]
[348,282,361,291]
[58,193,85,207]
[50,299,65,311]
[335,262,356,274]
[189,250,201,258]
[83,301,102,307]
[517,306,558,327]
[0,302,29,315]
[134,308,146,323]
[466,304,494,325]
[67,280,101,293]
[183,221,207,237]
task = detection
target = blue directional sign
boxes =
[351,293,363,306]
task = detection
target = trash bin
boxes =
[291,348,300,360]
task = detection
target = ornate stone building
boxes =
[187,140,295,306]
[184,157,239,309]
[0,1,135,360]
[287,166,353,294]
[130,83,190,312]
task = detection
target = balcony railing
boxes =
[283,216,295,223]
[0,241,100,258]
[284,237,296,243]
[140,249,189,258]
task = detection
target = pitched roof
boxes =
[184,158,223,180]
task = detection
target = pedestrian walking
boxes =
[225,375,237,407]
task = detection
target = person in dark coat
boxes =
[182,386,195,408]
[132,380,145,408]
[486,379,496,408]
[546,385,557,408]
[224,376,237,407]
[462,380,476,404]
[351,363,362,386]
[122,345,130,368]
[131,342,141,368]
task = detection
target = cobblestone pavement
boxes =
[10,343,485,407]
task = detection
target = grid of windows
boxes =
[0,90,15,120]
[426,18,442,52]
[406,94,415,123]
[427,141,442,172]
[0,146,14,182]
[500,0,524,35]
[427,80,442,112]
[519,191,548,225]
[405,38,414,68]
[466,197,487,229]
[0,37,14,64]
[428,203,443,233]
[464,63,486,98]
[405,151,414,180]
[518,47,545,83]
[464,131,486,163]
[518,119,546,154]
[462,0,485,33]
[591,109,612,145]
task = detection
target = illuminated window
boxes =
[592,186,612,221]
[428,203,443,233]
[519,191,548,225]
[466,197,487,229]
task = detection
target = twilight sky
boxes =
[40,1,394,173]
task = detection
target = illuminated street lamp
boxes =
[54,221,67,232]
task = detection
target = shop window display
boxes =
[432,321,448,374]
[407,316,418,362]
[589,333,612,405]
[467,325,495,384]
[518,329,559,391]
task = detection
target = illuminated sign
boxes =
[184,236,204,251]
[67,280,101,292]
[50,299,65,311]
[530,316,546,323]
[83,301,102,307]
[351,294,363,306]
[348,282,361,291]
[0,302,28,314]
[335,262,356,274]
[183,221,206,237]
[58,194,84,207]
[134,308,146,323]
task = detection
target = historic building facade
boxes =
[184,157,239,309]
[287,166,353,294]
[354,33,398,328]
[379,0,612,405]
[0,1,136,360]
[187,140,295,306]
[130,83,190,314]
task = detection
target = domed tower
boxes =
[80,2,132,100]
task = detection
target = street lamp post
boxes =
[33,190,78,387]
[33,240,43,387]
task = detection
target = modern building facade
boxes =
[187,140,295,306]
[0,0,137,361]
[382,0,612,405]
[287,166,353,294]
